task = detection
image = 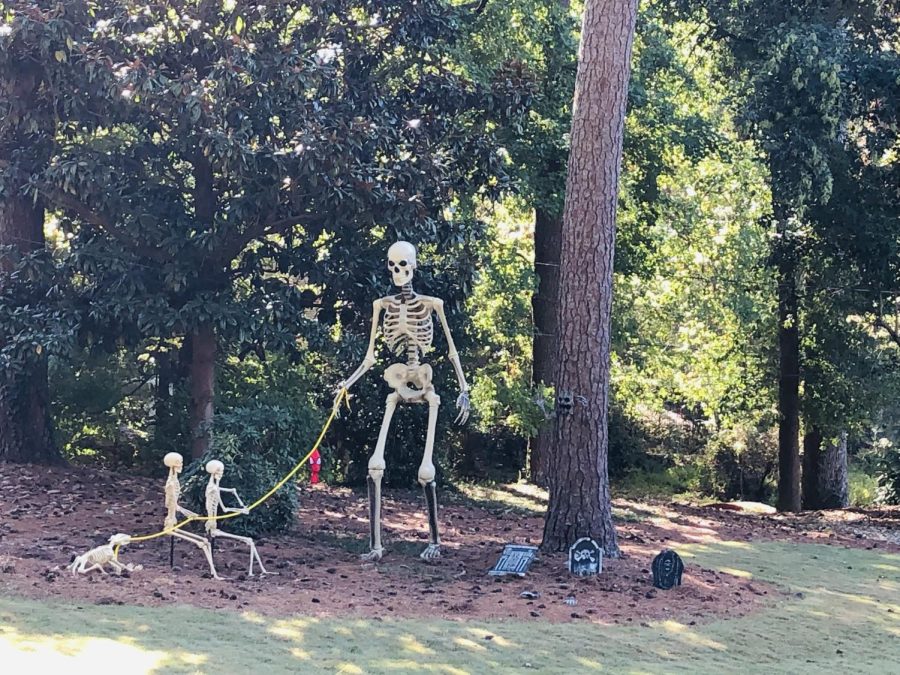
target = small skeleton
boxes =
[163,452,221,579]
[69,533,142,575]
[336,241,469,562]
[204,459,270,577]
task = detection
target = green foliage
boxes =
[848,467,879,508]
[49,349,154,466]
[181,356,323,536]
[466,204,540,440]
[616,463,704,502]
[701,424,778,502]
[875,440,900,505]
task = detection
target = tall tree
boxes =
[0,3,78,464]
[541,0,638,555]
[670,0,898,511]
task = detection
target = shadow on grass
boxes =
[1,541,898,673]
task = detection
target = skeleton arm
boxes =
[219,487,250,513]
[335,299,383,404]
[433,298,470,424]
[177,505,200,518]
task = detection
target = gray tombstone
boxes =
[652,549,684,589]
[488,544,538,576]
[568,537,603,576]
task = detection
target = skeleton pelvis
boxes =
[384,363,433,401]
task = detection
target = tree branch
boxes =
[214,213,315,265]
[874,314,900,349]
[42,188,169,263]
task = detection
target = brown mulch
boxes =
[0,462,895,624]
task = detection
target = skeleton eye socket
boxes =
[399,260,407,267]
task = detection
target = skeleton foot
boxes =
[420,544,441,561]
[361,547,384,562]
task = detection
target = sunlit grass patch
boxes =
[0,541,897,673]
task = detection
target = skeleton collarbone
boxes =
[380,293,437,401]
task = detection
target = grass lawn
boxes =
[1,540,898,674]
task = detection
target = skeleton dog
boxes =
[69,533,142,575]
[336,241,469,561]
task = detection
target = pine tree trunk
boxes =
[0,66,61,465]
[774,207,801,512]
[541,0,637,556]
[530,207,562,485]
[190,323,216,458]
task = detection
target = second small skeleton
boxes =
[163,452,267,577]
[338,241,470,561]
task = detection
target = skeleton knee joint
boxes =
[418,463,436,485]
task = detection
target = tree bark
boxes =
[190,323,216,458]
[541,0,637,556]
[530,207,562,485]
[0,65,61,465]
[0,195,61,464]
[803,427,848,510]
[775,207,801,512]
[189,153,217,459]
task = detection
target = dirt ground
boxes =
[1,463,897,625]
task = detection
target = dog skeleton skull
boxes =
[336,241,470,562]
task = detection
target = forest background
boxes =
[1,0,898,535]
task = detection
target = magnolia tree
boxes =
[0,1,530,465]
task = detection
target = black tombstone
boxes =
[652,549,684,589]
[568,537,603,576]
[488,544,538,576]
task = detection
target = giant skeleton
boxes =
[337,241,469,561]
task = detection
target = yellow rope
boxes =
[114,389,348,559]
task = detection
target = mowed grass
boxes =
[1,541,898,674]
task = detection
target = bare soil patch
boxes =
[2,463,893,625]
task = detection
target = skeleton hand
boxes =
[455,390,470,425]
[333,383,350,416]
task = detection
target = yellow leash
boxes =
[114,389,349,559]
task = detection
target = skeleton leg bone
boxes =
[363,392,399,561]
[171,529,221,579]
[419,390,441,561]
[209,529,270,576]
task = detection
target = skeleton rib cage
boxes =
[381,294,434,367]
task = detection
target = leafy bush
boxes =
[183,401,322,537]
[848,467,879,507]
[701,424,778,502]
[874,439,900,505]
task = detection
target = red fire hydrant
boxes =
[309,448,322,485]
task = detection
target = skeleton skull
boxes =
[205,459,225,478]
[557,391,574,416]
[109,533,132,546]
[387,241,417,287]
[164,451,184,472]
